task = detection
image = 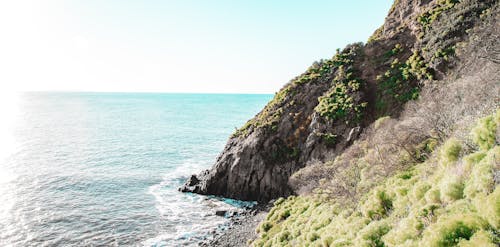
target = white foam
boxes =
[144,160,243,246]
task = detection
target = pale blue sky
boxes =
[0,1,393,93]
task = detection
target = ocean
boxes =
[0,92,272,246]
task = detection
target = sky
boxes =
[0,0,393,94]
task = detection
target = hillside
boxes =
[182,0,499,245]
[251,110,499,246]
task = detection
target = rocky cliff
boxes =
[181,0,499,202]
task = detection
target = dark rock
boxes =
[180,70,351,201]
[186,175,199,186]
[215,210,227,217]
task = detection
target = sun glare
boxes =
[0,92,21,183]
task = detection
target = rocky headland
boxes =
[182,0,500,245]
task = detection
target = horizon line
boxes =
[12,90,276,95]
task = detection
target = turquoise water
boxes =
[0,92,271,246]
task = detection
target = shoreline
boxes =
[200,203,271,246]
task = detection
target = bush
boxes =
[418,0,459,30]
[419,203,441,219]
[376,54,423,110]
[362,189,393,219]
[274,197,285,206]
[277,230,290,242]
[421,214,488,247]
[308,232,320,242]
[280,209,291,220]
[474,187,500,229]
[315,44,367,123]
[457,230,497,247]
[413,182,432,200]
[471,114,498,150]
[439,138,462,167]
[464,147,497,198]
[415,138,439,161]
[440,175,465,203]
[425,188,442,204]
[403,51,434,80]
[433,46,455,62]
[318,132,338,146]
[354,220,391,247]
[383,217,422,245]
[462,151,487,171]
[315,70,366,123]
[260,221,273,233]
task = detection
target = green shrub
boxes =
[280,209,291,220]
[232,87,289,137]
[274,197,285,206]
[474,187,500,229]
[471,114,498,150]
[235,44,368,137]
[462,151,487,171]
[362,189,393,219]
[440,175,464,203]
[403,51,434,80]
[375,99,387,112]
[278,230,290,243]
[383,217,423,245]
[377,58,420,105]
[331,238,352,246]
[308,232,320,242]
[425,188,442,204]
[354,220,391,247]
[318,132,338,146]
[433,46,455,61]
[464,147,497,198]
[413,182,432,200]
[315,45,367,123]
[421,214,488,247]
[419,203,441,218]
[398,171,413,180]
[315,71,366,122]
[457,230,497,247]
[375,49,435,113]
[368,26,383,43]
[439,138,462,167]
[385,43,403,57]
[418,0,459,30]
[415,138,439,162]
[260,221,273,233]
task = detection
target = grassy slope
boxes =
[252,110,499,246]
[240,1,499,245]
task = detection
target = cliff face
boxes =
[181,0,499,202]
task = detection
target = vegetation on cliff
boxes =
[244,0,500,245]
[233,44,367,138]
[315,45,367,125]
[182,1,499,239]
[252,110,499,246]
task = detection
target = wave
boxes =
[145,160,246,246]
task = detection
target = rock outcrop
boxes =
[181,0,499,202]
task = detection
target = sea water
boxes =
[0,92,272,246]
